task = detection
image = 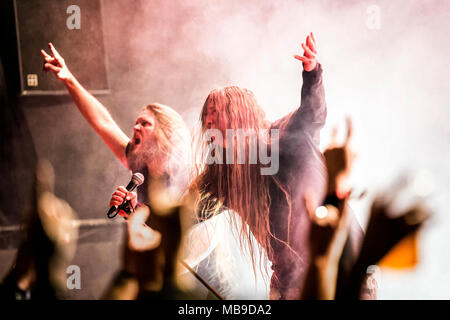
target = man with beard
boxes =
[41,44,190,213]
[42,44,265,299]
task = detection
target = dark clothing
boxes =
[268,64,362,299]
[0,276,31,300]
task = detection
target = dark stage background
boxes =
[0,0,217,299]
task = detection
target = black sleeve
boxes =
[284,63,327,146]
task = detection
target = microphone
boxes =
[107,172,144,219]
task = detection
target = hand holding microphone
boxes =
[109,186,137,218]
[107,172,144,219]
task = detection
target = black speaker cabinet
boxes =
[13,0,109,95]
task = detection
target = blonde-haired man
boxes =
[41,44,190,211]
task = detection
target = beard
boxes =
[126,136,160,174]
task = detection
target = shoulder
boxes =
[270,111,294,131]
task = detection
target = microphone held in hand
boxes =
[107,172,144,219]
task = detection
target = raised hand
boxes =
[294,32,318,72]
[324,117,356,199]
[342,181,430,300]
[300,118,356,300]
[41,43,73,82]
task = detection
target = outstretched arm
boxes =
[41,43,130,168]
[287,32,327,145]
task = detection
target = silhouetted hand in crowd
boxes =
[104,181,194,300]
[324,117,355,198]
[104,205,162,300]
[300,119,355,299]
[124,206,163,291]
[342,180,430,299]
[302,193,351,300]
[0,159,78,300]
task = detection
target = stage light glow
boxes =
[315,206,328,219]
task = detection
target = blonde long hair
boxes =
[145,103,192,198]
[191,87,275,277]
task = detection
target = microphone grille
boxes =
[131,172,145,186]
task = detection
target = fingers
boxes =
[306,33,317,54]
[110,186,127,206]
[42,49,58,73]
[309,32,317,53]
[116,186,136,199]
[302,42,316,59]
[310,32,316,48]
[43,56,57,64]
[118,211,129,218]
[126,191,137,202]
[110,195,124,207]
[44,63,60,73]
[330,127,339,148]
[294,33,318,71]
[48,43,60,58]
[41,48,60,67]
[328,117,354,149]
[48,43,64,65]
[293,54,309,63]
[118,185,131,193]
[116,186,128,196]
[41,49,52,60]
[344,117,353,148]
[110,186,137,206]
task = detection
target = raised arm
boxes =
[288,32,327,145]
[41,43,130,168]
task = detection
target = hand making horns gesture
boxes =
[41,43,73,82]
[294,32,318,72]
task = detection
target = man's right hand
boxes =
[41,43,74,83]
[110,186,137,218]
